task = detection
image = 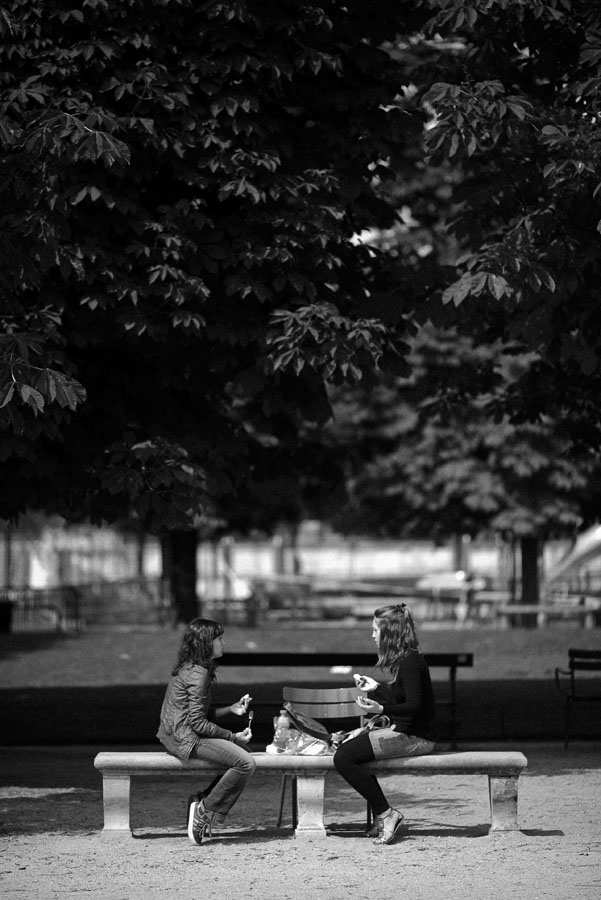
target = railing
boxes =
[0,586,83,633]
[495,595,601,629]
[73,577,170,625]
[212,576,477,625]
[0,577,170,632]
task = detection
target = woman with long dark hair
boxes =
[157,618,255,845]
[333,604,436,845]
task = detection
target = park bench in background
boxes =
[496,597,601,630]
[94,748,527,838]
[555,648,601,747]
[221,651,473,749]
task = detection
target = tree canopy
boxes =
[2,0,601,550]
[329,326,596,540]
[326,325,601,603]
[319,0,601,587]
[377,0,601,441]
[0,0,422,530]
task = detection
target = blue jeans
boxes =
[190,739,256,821]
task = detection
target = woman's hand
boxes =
[353,674,379,692]
[355,695,384,714]
[229,694,252,716]
[234,727,252,745]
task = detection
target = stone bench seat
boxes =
[94,749,527,838]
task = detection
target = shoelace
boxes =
[194,805,214,842]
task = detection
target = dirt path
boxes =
[1,742,600,900]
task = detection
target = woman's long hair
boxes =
[172,617,224,678]
[374,604,420,675]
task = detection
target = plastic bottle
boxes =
[272,710,291,751]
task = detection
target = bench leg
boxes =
[101,773,132,836]
[564,697,572,749]
[488,775,519,832]
[293,773,326,837]
[276,774,288,827]
[276,774,299,830]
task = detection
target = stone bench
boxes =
[94,749,527,838]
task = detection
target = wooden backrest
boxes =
[568,649,601,671]
[282,685,362,719]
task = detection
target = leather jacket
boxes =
[157,662,235,759]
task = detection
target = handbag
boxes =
[330,713,392,748]
[282,701,391,752]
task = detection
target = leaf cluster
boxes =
[328,325,598,541]
[413,0,601,385]
[0,0,421,529]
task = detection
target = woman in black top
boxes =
[333,603,436,845]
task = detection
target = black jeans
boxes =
[333,732,389,816]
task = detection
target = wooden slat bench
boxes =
[94,749,527,839]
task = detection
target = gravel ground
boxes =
[1,742,600,900]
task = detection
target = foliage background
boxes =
[2,0,601,613]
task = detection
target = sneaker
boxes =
[186,791,205,828]
[373,808,404,845]
[187,800,213,845]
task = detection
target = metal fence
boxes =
[0,577,170,632]
[0,586,83,633]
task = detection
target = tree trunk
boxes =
[162,530,199,623]
[289,522,301,576]
[273,522,301,576]
[509,533,518,603]
[520,535,540,604]
[2,525,13,589]
[517,534,540,627]
[452,533,471,572]
[136,529,146,578]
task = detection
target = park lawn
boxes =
[0,620,599,687]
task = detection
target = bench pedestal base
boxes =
[489,775,519,831]
[294,773,327,836]
[101,773,132,835]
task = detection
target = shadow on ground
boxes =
[1,679,601,743]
